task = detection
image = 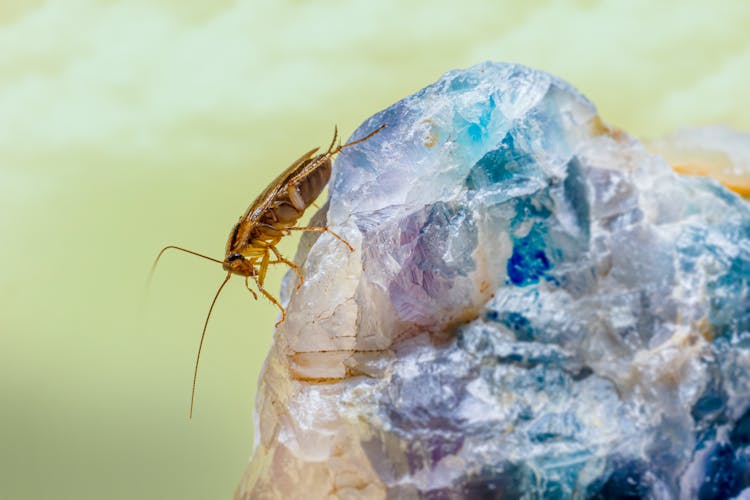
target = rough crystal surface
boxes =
[237,62,750,499]
[649,126,750,198]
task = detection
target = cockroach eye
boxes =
[228,253,243,262]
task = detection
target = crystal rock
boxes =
[648,126,750,198]
[236,62,750,499]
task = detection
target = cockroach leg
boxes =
[287,226,355,252]
[269,245,304,289]
[243,277,259,300]
[257,222,285,237]
[332,123,387,155]
[253,276,286,327]
[257,249,271,287]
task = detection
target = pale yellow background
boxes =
[1,1,749,499]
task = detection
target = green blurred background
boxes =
[1,1,749,498]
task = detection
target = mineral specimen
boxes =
[237,62,750,499]
[649,126,750,198]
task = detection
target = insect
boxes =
[150,123,386,417]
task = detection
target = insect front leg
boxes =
[258,247,271,287]
[249,248,287,325]
[286,226,355,252]
[253,283,286,328]
[243,277,259,300]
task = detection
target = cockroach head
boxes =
[223,253,257,277]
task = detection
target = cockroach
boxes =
[150,123,385,417]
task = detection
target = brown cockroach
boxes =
[150,123,385,417]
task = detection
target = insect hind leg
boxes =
[335,123,387,154]
[286,226,354,252]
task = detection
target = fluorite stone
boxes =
[237,62,750,499]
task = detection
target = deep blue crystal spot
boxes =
[507,227,551,286]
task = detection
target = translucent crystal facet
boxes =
[237,62,750,499]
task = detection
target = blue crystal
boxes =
[699,443,745,500]
[507,223,552,286]
[334,62,750,497]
